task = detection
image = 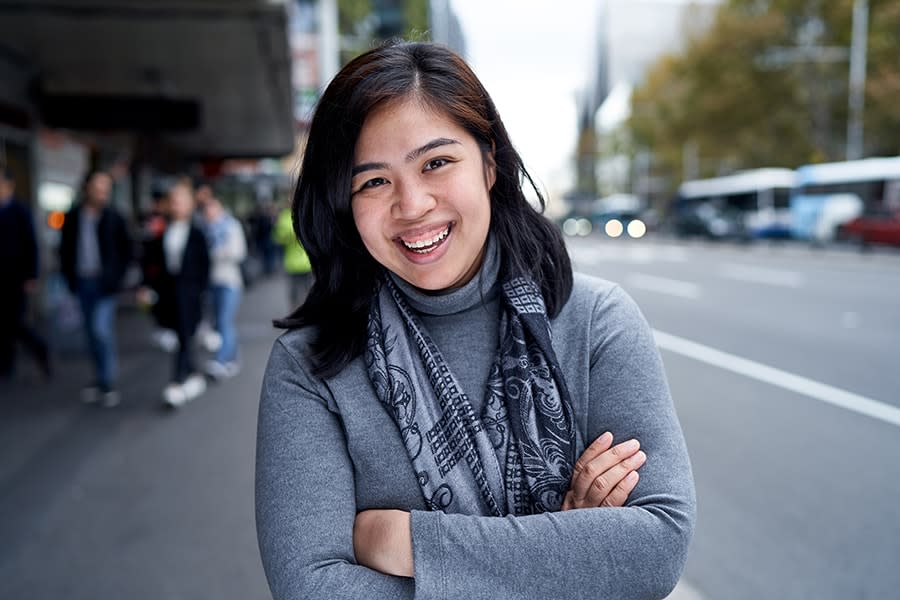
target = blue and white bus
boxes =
[791,156,900,241]
[675,168,796,239]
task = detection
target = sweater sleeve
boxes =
[409,285,696,600]
[255,337,416,600]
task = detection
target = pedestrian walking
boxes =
[271,203,312,309]
[0,166,51,380]
[139,183,178,353]
[255,42,695,600]
[59,170,132,407]
[249,202,277,276]
[198,184,246,379]
[140,177,210,407]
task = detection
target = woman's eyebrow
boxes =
[405,137,460,162]
[351,138,461,177]
[352,162,388,177]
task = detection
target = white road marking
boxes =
[627,274,701,299]
[653,330,900,428]
[568,243,689,265]
[665,579,706,600]
[719,263,805,288]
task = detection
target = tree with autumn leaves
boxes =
[626,0,900,188]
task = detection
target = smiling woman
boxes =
[350,99,494,292]
[256,41,696,600]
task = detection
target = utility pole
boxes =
[317,0,340,86]
[846,0,869,160]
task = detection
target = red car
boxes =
[837,208,900,248]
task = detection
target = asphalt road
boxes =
[568,235,900,600]
[1,237,897,600]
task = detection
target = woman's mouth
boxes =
[399,223,452,255]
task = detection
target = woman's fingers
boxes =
[582,451,645,508]
[600,470,640,508]
[569,437,642,501]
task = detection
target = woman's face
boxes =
[351,98,495,292]
[85,173,112,208]
[168,184,195,222]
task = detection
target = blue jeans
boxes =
[212,284,241,364]
[76,277,118,390]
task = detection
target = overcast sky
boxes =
[450,0,720,202]
[451,0,600,201]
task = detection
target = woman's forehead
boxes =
[355,100,469,157]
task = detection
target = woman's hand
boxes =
[561,432,646,511]
[353,509,414,578]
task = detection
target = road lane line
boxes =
[627,274,701,299]
[665,579,706,600]
[653,329,900,428]
[719,263,804,288]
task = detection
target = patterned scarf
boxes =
[364,273,577,516]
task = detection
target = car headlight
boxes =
[577,218,593,236]
[627,219,646,238]
[605,219,624,238]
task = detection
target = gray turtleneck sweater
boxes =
[256,244,696,600]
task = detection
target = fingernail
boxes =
[627,471,639,482]
[625,439,640,451]
[601,432,612,442]
[629,451,646,465]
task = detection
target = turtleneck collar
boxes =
[389,235,500,316]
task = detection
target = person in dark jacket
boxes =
[0,166,51,380]
[140,177,210,407]
[59,170,133,406]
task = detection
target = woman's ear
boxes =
[484,141,497,190]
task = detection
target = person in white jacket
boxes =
[198,185,247,378]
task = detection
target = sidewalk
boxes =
[0,275,290,600]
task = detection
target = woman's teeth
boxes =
[401,225,450,253]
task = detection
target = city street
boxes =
[1,238,898,599]
[568,236,900,599]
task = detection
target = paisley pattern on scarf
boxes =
[364,275,576,516]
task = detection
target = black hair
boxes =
[276,41,573,378]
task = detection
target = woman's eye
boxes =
[360,177,387,190]
[424,158,448,171]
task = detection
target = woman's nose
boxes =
[392,179,436,220]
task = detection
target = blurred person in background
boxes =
[256,42,695,600]
[272,201,312,310]
[139,183,178,353]
[198,183,246,379]
[0,166,51,381]
[139,177,209,408]
[250,200,278,276]
[59,170,132,407]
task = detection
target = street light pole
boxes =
[846,0,869,160]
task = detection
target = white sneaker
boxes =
[153,329,179,353]
[163,383,187,408]
[201,330,222,353]
[205,359,229,380]
[224,362,241,378]
[102,390,121,408]
[181,374,207,400]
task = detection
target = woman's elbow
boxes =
[644,504,695,599]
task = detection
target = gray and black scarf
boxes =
[364,268,577,516]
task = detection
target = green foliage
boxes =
[626,0,900,184]
[337,0,431,64]
[338,0,372,35]
[402,0,430,40]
